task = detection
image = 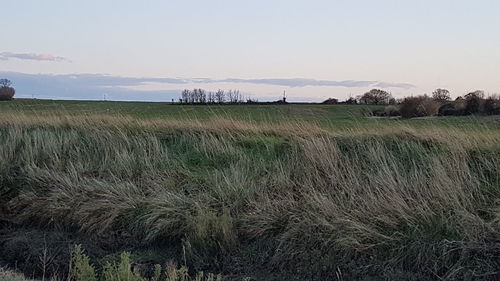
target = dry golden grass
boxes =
[1,111,499,280]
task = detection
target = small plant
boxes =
[151,264,161,281]
[69,245,97,281]
[102,252,144,281]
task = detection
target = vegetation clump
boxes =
[0,79,15,101]
[399,95,440,118]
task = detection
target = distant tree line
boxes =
[320,88,499,118]
[0,79,15,100]
[322,89,397,105]
[368,88,500,118]
[179,89,252,104]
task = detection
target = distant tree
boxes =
[246,97,259,103]
[227,90,242,103]
[358,89,392,105]
[464,90,485,99]
[207,91,215,103]
[180,89,190,103]
[215,89,225,103]
[432,88,451,102]
[464,90,485,114]
[193,88,206,103]
[0,78,15,100]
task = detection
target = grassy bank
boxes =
[1,103,499,280]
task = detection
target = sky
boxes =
[1,0,499,102]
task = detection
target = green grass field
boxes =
[2,99,499,130]
[1,100,499,281]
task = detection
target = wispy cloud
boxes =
[180,77,414,89]
[0,71,416,102]
[212,78,377,88]
[0,52,69,62]
[373,81,415,90]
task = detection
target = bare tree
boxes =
[358,89,392,105]
[179,88,245,104]
[215,89,225,103]
[465,90,485,99]
[198,88,206,103]
[432,88,451,102]
[207,91,215,103]
[227,89,242,103]
[181,89,190,103]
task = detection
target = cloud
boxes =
[373,81,415,90]
[184,78,414,89]
[0,52,69,62]
[0,72,182,102]
[213,78,377,88]
[0,71,416,102]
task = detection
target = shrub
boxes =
[400,97,422,118]
[399,95,439,118]
[372,105,400,117]
[464,91,485,114]
[321,98,338,104]
[384,105,400,116]
[484,95,500,115]
[438,103,459,116]
[0,86,15,100]
[69,245,97,281]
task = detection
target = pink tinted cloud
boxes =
[0,52,69,62]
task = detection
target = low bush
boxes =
[0,86,15,101]
[322,98,338,104]
[372,105,400,117]
[484,95,500,115]
[399,95,440,118]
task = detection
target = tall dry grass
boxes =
[1,113,499,280]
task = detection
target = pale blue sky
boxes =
[1,0,499,101]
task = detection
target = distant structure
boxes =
[283,90,287,103]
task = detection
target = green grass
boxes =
[0,99,499,281]
[1,99,499,130]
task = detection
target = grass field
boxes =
[1,99,499,281]
[2,99,500,129]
